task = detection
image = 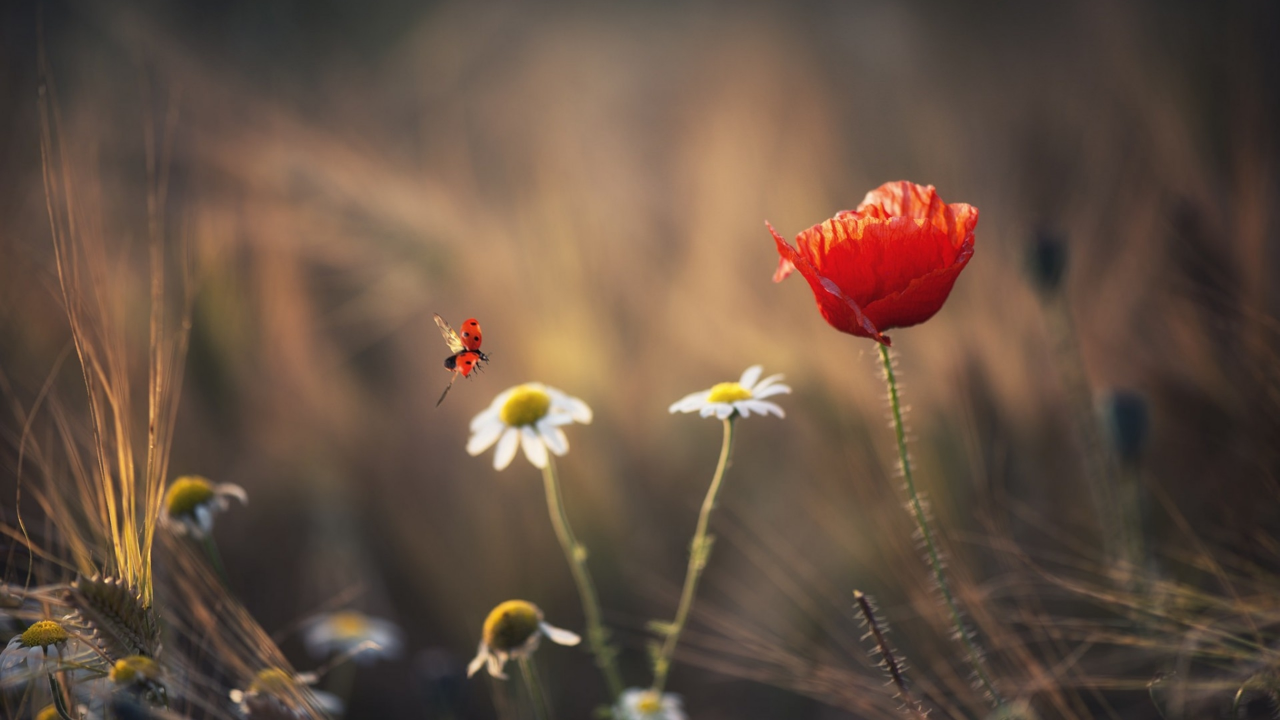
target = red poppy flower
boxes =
[770,181,977,345]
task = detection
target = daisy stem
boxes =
[49,674,75,720]
[540,457,624,700]
[878,343,1003,708]
[651,416,736,695]
[518,656,552,720]
[199,533,229,585]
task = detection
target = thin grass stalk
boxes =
[539,457,624,700]
[651,417,736,694]
[878,343,1002,707]
[518,656,552,720]
[854,590,926,718]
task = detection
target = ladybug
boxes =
[434,313,491,406]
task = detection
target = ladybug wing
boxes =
[459,318,483,352]
[433,313,466,355]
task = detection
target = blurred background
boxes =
[2,0,1279,717]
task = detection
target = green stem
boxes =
[518,656,552,720]
[878,343,1003,707]
[198,533,229,585]
[651,417,736,694]
[539,457,624,700]
[49,674,76,720]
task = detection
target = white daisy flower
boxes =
[466,600,580,680]
[616,688,687,720]
[467,383,592,471]
[668,365,790,420]
[302,610,403,664]
[229,668,338,718]
[0,620,75,683]
[160,475,247,538]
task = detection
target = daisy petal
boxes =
[751,373,786,392]
[562,397,593,424]
[469,405,501,433]
[539,622,582,646]
[699,405,718,418]
[670,391,709,413]
[487,653,507,680]
[743,400,785,418]
[466,419,505,456]
[521,427,549,469]
[752,384,791,399]
[467,644,488,678]
[494,428,521,471]
[739,365,763,388]
[715,404,735,420]
[735,402,751,418]
[539,423,569,456]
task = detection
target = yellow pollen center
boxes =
[165,476,215,516]
[707,382,752,403]
[21,620,69,648]
[328,611,370,639]
[500,386,552,427]
[36,706,60,720]
[482,600,542,652]
[636,692,663,713]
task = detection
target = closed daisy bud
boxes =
[1026,227,1068,296]
[161,475,247,538]
[467,600,580,680]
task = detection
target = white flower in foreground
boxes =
[669,365,790,420]
[303,610,403,664]
[467,600,580,680]
[616,688,687,720]
[467,383,592,471]
[160,475,247,538]
[0,620,76,682]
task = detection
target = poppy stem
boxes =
[540,457,625,701]
[518,656,553,720]
[651,417,736,695]
[878,343,1003,708]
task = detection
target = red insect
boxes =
[434,313,490,406]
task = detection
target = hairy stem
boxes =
[651,417,736,694]
[879,343,1002,707]
[540,457,624,700]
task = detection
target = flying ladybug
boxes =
[434,313,490,406]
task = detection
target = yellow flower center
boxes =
[165,476,215,516]
[36,706,60,720]
[707,382,752,403]
[249,668,295,695]
[500,386,552,427]
[636,692,663,713]
[21,620,68,648]
[110,655,160,685]
[327,611,370,640]
[482,600,542,652]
